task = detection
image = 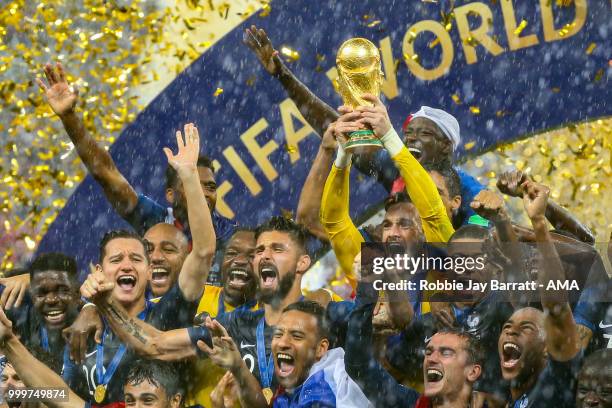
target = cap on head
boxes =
[406,106,461,151]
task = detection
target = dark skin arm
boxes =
[498,170,594,244]
[197,318,268,408]
[471,190,524,307]
[37,62,138,217]
[244,25,338,138]
[523,180,579,361]
[295,122,338,241]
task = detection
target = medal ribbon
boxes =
[96,301,152,391]
[40,326,72,382]
[256,317,274,389]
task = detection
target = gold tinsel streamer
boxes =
[1,0,609,272]
[461,119,612,239]
[0,0,265,270]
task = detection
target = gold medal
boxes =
[262,387,273,404]
[94,385,106,404]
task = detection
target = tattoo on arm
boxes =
[100,302,148,344]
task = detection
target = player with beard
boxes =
[575,349,612,408]
[0,307,183,408]
[320,95,455,321]
[80,217,352,404]
[144,223,189,298]
[76,123,213,406]
[37,62,236,285]
[243,25,594,240]
[187,228,258,408]
[197,300,372,407]
[345,280,484,408]
[497,180,582,408]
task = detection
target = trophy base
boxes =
[344,129,383,155]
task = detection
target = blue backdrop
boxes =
[37,0,611,271]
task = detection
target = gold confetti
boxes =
[213,87,223,97]
[585,43,596,55]
[469,106,480,115]
[464,141,476,150]
[367,20,381,28]
[286,145,297,154]
[259,3,271,17]
[514,19,528,35]
[429,37,441,48]
[452,94,462,105]
[280,46,300,62]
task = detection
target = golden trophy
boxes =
[335,38,384,153]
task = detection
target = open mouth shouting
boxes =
[501,341,522,369]
[408,146,423,160]
[116,274,137,292]
[259,263,278,289]
[426,367,444,383]
[150,267,170,287]
[228,269,251,289]
[276,352,296,378]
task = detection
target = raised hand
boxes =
[0,273,30,310]
[36,62,78,117]
[497,170,528,198]
[243,25,282,75]
[80,265,114,303]
[355,94,392,138]
[522,180,550,222]
[163,123,200,175]
[62,305,104,364]
[210,371,239,408]
[470,190,508,222]
[0,307,14,342]
[197,317,242,371]
[334,106,363,146]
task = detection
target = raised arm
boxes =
[295,123,338,241]
[164,124,215,301]
[498,170,594,244]
[244,25,338,137]
[197,318,268,408]
[319,113,364,278]
[522,180,579,361]
[80,270,196,361]
[0,308,85,408]
[37,62,138,217]
[357,94,454,242]
[471,190,525,307]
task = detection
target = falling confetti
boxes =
[469,106,481,115]
[514,20,528,35]
[452,94,462,105]
[585,43,596,55]
[213,87,224,96]
[280,45,300,61]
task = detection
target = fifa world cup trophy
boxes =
[335,38,384,153]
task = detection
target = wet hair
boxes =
[29,253,78,284]
[165,155,214,189]
[449,225,491,242]
[125,359,182,400]
[283,300,329,340]
[384,192,413,211]
[229,226,255,240]
[434,327,485,366]
[580,349,612,375]
[255,216,308,255]
[423,162,461,199]
[99,229,150,263]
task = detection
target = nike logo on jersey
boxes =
[240,341,255,348]
[599,321,612,329]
